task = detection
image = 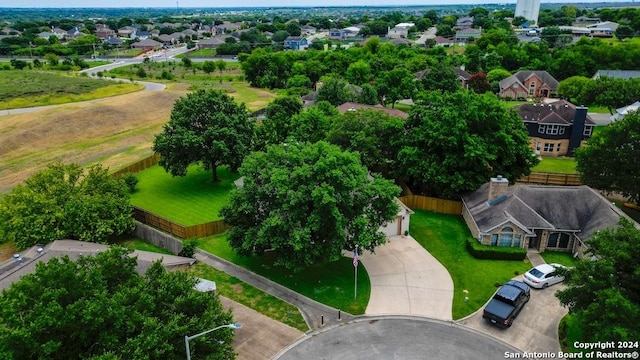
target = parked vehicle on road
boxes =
[482,280,530,328]
[523,263,566,289]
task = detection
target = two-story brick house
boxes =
[499,70,558,99]
[514,100,595,157]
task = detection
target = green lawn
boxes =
[540,251,580,268]
[0,70,143,109]
[532,157,577,174]
[559,314,584,353]
[409,210,531,319]
[198,233,370,315]
[110,236,308,331]
[130,165,240,225]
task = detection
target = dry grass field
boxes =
[0,85,187,193]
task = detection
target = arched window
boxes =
[499,227,514,246]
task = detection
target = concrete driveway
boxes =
[358,235,454,320]
[457,276,568,353]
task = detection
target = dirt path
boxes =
[0,85,188,193]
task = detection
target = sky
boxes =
[0,0,631,8]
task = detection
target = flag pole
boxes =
[353,248,358,300]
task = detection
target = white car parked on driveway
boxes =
[523,263,566,289]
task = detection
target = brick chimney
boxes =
[488,175,509,201]
[568,106,588,156]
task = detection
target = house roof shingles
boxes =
[463,183,624,241]
[514,100,595,125]
[499,70,559,92]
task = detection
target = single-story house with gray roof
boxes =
[462,176,629,256]
[0,240,195,291]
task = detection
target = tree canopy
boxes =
[0,247,235,360]
[153,89,254,181]
[0,163,135,250]
[399,91,537,198]
[575,111,640,204]
[220,141,400,271]
[556,218,640,343]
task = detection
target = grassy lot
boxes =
[188,262,308,332]
[587,104,610,114]
[181,48,217,57]
[0,70,143,109]
[110,236,308,331]
[502,100,529,108]
[409,210,531,319]
[130,165,240,225]
[540,251,580,268]
[198,233,370,315]
[532,157,577,174]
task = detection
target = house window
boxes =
[491,234,498,246]
[583,126,593,136]
[558,233,570,248]
[517,92,526,99]
[514,234,521,247]
[545,125,564,135]
[543,143,554,152]
[547,233,559,247]
[538,124,545,134]
[529,82,536,95]
[556,143,561,152]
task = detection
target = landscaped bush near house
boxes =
[465,237,527,260]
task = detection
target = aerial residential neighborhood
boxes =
[0,0,639,359]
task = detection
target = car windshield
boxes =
[528,268,544,278]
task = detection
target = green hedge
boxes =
[466,237,527,260]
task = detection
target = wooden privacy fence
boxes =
[518,172,582,186]
[133,206,230,239]
[111,154,161,177]
[398,195,462,215]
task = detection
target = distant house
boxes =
[284,36,308,50]
[131,38,163,51]
[513,100,595,157]
[104,36,123,46]
[66,26,85,39]
[387,22,414,39]
[611,101,640,122]
[456,16,474,29]
[95,24,116,40]
[462,177,627,256]
[415,66,471,89]
[587,21,619,32]
[328,29,346,41]
[342,26,362,37]
[118,26,137,37]
[301,25,317,35]
[498,70,558,99]
[575,16,601,24]
[592,69,640,80]
[197,35,232,49]
[157,34,175,45]
[337,102,409,119]
[432,36,455,47]
[454,28,481,44]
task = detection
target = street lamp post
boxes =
[185,323,242,360]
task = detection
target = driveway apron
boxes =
[359,235,454,320]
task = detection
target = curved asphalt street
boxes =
[275,317,525,360]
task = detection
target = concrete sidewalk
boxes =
[195,250,353,330]
[357,236,454,320]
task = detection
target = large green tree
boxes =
[399,90,537,198]
[326,108,404,178]
[0,247,235,360]
[575,111,640,204]
[153,89,254,182]
[556,218,640,343]
[0,163,135,250]
[220,142,400,271]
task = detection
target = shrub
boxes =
[465,237,527,260]
[179,239,198,258]
[121,173,139,193]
